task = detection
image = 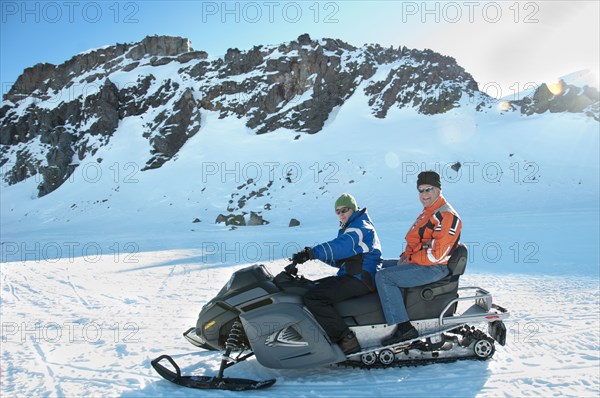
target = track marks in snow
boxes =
[64,267,91,309]
[28,336,66,397]
[4,281,20,303]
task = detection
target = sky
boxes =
[1,0,599,99]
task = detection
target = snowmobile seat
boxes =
[335,244,468,326]
[446,244,467,276]
[335,292,386,326]
[404,244,468,320]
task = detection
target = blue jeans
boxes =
[376,260,449,325]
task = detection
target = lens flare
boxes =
[384,152,400,169]
[437,114,476,144]
[547,80,565,96]
[497,101,512,112]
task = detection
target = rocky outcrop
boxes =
[6,63,57,101]
[1,36,200,195]
[82,79,120,137]
[365,48,480,117]
[215,211,269,226]
[215,213,246,226]
[2,78,121,195]
[197,35,377,134]
[125,35,191,60]
[517,81,599,121]
[248,211,269,226]
[5,36,191,103]
[143,88,201,170]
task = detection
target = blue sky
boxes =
[1,1,599,98]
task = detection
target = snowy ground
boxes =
[1,240,599,397]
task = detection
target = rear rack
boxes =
[439,287,510,326]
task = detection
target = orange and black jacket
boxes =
[402,195,462,266]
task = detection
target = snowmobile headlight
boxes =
[204,320,216,331]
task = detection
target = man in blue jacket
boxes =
[292,193,382,354]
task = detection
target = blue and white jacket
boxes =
[311,208,383,281]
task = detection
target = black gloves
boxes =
[285,247,312,276]
[292,247,313,264]
[284,263,298,276]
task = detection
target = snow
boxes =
[75,45,112,57]
[560,69,599,89]
[1,69,599,396]
[1,255,598,397]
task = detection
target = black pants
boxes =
[303,273,375,342]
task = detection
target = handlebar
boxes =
[284,261,298,276]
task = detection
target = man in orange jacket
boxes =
[376,171,462,346]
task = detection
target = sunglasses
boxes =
[417,187,435,193]
[335,207,352,215]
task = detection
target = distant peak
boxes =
[558,69,599,90]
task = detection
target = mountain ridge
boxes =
[1,34,598,198]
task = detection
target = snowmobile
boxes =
[152,244,509,391]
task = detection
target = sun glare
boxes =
[497,101,512,112]
[547,80,565,96]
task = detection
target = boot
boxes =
[338,330,361,354]
[382,321,419,346]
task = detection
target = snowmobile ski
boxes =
[151,354,276,391]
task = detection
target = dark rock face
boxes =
[1,34,596,197]
[7,63,57,101]
[82,79,120,137]
[518,81,599,121]
[364,48,480,118]
[215,213,246,226]
[248,211,269,226]
[5,36,191,103]
[143,88,201,170]
[1,78,121,194]
[215,211,268,226]
[125,35,191,61]
[2,36,198,196]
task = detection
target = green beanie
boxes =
[334,193,358,211]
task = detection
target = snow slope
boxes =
[1,75,599,396]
